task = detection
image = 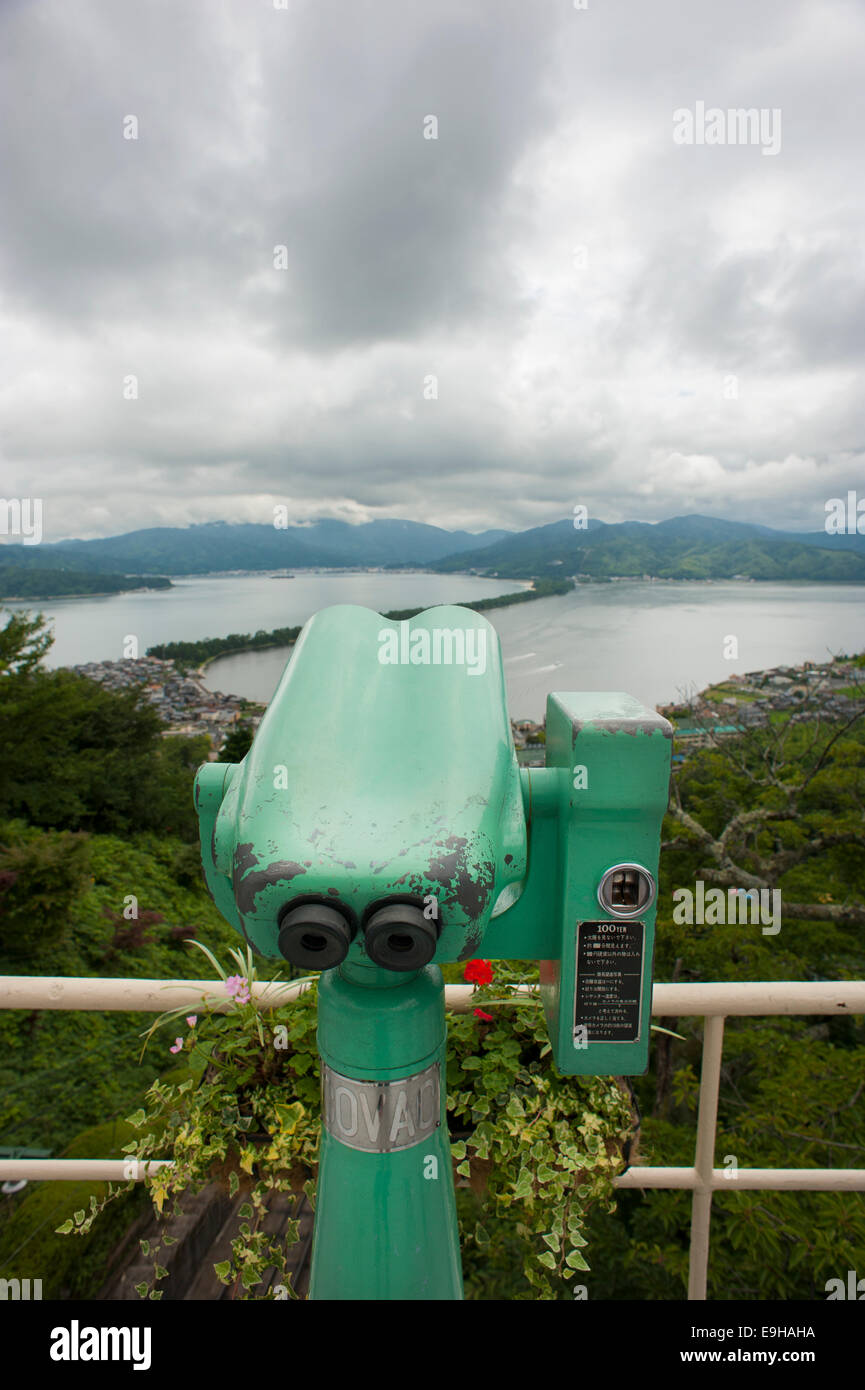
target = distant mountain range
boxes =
[429,514,865,581]
[0,519,510,576]
[0,513,863,587]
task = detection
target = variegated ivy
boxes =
[57,946,637,1300]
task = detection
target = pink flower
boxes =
[169,1037,183,1053]
[225,975,251,1003]
[473,1009,494,1022]
[186,1016,197,1027]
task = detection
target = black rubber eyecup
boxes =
[277,903,354,970]
[364,903,438,971]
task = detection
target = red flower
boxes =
[473,1008,494,1021]
[464,959,494,986]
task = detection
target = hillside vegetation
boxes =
[0,605,863,1300]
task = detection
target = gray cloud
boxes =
[0,0,863,540]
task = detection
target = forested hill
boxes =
[3,513,864,582]
[429,515,865,581]
[0,519,510,576]
[0,567,172,599]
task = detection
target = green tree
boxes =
[0,822,92,960]
[219,722,254,763]
[0,667,209,840]
[0,607,53,675]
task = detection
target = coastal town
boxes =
[71,652,550,761]
[69,656,259,754]
[68,651,863,766]
[657,654,864,755]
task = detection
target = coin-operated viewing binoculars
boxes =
[194,604,671,1300]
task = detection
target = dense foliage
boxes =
[0,665,207,839]
[584,710,865,1300]
[0,607,250,1291]
[58,949,633,1301]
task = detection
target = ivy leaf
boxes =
[513,1169,533,1199]
[542,1231,560,1253]
[214,1261,232,1284]
[538,1251,557,1270]
[139,1239,150,1256]
[229,1170,240,1197]
[565,1249,590,1271]
[474,1223,491,1245]
[55,1220,74,1235]
[275,1100,306,1134]
[135,1283,149,1299]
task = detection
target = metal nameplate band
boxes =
[322,1061,440,1153]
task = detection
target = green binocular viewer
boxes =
[194,604,671,1298]
[195,603,671,1078]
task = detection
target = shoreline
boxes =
[0,585,171,602]
[149,576,566,670]
[8,570,865,606]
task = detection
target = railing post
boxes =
[688,1014,725,1300]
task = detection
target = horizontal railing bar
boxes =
[2,1159,864,1188]
[0,1159,171,1181]
[1,977,864,1015]
[649,981,865,1016]
[0,976,313,1013]
[614,1167,865,1191]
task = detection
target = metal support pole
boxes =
[308,959,463,1301]
[688,1014,725,1300]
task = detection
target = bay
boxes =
[203,579,865,719]
[6,573,863,720]
[3,571,526,669]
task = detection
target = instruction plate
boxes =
[574,920,644,1044]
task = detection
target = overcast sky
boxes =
[1,0,863,541]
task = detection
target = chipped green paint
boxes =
[195,603,526,962]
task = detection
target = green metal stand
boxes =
[309,961,463,1300]
[194,603,672,1301]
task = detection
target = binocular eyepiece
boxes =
[277,897,438,973]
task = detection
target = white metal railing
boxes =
[1,975,863,1300]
